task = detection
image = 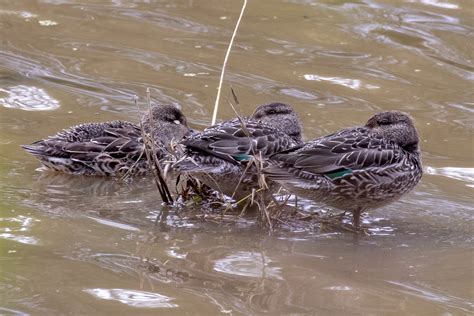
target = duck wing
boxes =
[181,119,298,164]
[268,127,403,179]
[22,121,144,163]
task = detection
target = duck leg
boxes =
[353,208,362,228]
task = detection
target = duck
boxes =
[264,111,422,228]
[173,102,303,201]
[22,104,191,176]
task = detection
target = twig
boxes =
[211,0,248,125]
[145,89,174,204]
[133,97,163,198]
[133,94,173,204]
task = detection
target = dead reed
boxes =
[133,0,357,234]
[132,90,173,205]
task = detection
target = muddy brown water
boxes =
[0,0,473,314]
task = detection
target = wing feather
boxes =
[181,119,298,164]
[270,127,404,176]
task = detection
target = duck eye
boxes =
[378,119,390,125]
[267,110,277,115]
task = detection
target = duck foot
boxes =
[319,218,370,235]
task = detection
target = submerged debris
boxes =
[167,174,364,234]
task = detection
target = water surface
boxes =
[0,0,473,314]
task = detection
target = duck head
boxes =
[366,111,419,152]
[142,104,191,145]
[251,102,303,143]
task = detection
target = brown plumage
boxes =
[265,111,423,228]
[22,104,191,176]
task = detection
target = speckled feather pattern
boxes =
[22,104,190,176]
[265,111,423,213]
[173,103,303,199]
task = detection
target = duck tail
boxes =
[172,156,223,174]
[21,143,46,157]
[262,165,295,180]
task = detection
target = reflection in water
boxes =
[213,251,282,280]
[426,166,474,187]
[38,20,58,27]
[86,216,141,232]
[304,74,380,90]
[386,281,473,313]
[419,0,459,10]
[279,87,320,100]
[323,285,352,291]
[0,307,29,316]
[0,85,60,111]
[84,288,177,308]
[367,225,395,236]
[0,9,37,19]
[347,1,473,81]
[0,215,40,245]
[0,233,39,246]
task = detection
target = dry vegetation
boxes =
[129,0,361,234]
[131,97,358,233]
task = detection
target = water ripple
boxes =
[426,166,474,187]
[0,307,29,316]
[86,216,141,232]
[327,1,474,81]
[418,0,459,10]
[386,281,473,313]
[213,251,282,280]
[0,214,40,245]
[304,74,380,90]
[0,9,37,19]
[78,4,214,35]
[84,288,177,308]
[0,85,60,111]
